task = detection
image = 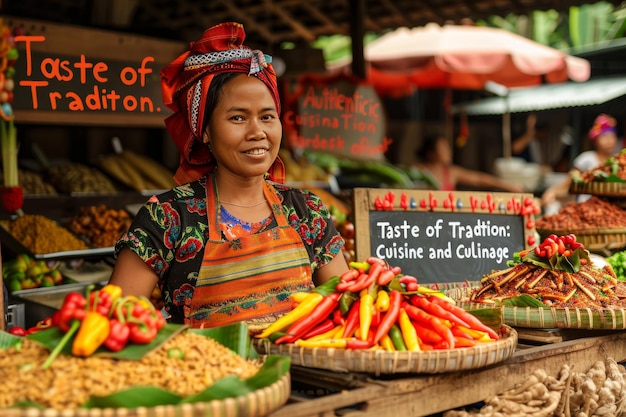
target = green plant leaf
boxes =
[190,322,252,358]
[501,294,547,308]
[0,330,23,349]
[83,387,182,408]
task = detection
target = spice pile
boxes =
[536,196,626,231]
[469,234,625,309]
[256,257,501,351]
[574,148,626,183]
[3,214,89,253]
[444,357,626,417]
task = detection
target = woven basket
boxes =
[570,181,626,197]
[253,326,516,376]
[536,227,626,251]
[2,373,291,417]
[445,287,626,330]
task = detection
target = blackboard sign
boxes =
[354,188,539,285]
[283,75,389,161]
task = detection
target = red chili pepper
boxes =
[413,322,444,344]
[373,290,402,344]
[332,309,345,325]
[409,295,470,328]
[301,319,336,340]
[403,303,455,348]
[340,269,360,282]
[278,292,341,343]
[346,268,378,292]
[346,336,374,350]
[427,295,499,340]
[377,269,396,286]
[342,299,361,338]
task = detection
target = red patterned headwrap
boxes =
[588,113,617,141]
[161,22,284,185]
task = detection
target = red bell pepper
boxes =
[55,292,87,332]
[103,318,130,351]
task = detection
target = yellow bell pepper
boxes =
[99,284,123,300]
[72,311,110,357]
[255,292,324,339]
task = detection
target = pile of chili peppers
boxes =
[9,284,166,368]
[255,257,501,351]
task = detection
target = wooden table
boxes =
[268,329,626,417]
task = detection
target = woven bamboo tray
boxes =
[446,287,626,330]
[2,373,291,417]
[536,227,626,252]
[570,181,626,197]
[253,326,516,376]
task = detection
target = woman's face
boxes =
[594,131,618,156]
[204,74,282,180]
[435,137,452,164]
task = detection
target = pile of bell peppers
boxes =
[25,284,167,368]
[255,257,501,351]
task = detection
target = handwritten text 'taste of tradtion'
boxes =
[374,218,511,264]
[15,35,159,113]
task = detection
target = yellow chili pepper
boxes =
[398,308,421,351]
[306,324,344,342]
[375,290,390,312]
[457,325,492,341]
[380,334,396,352]
[255,292,324,339]
[71,312,110,357]
[296,338,348,349]
[359,290,374,341]
[349,261,370,272]
[290,292,313,303]
[416,286,456,305]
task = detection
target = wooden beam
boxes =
[349,0,366,79]
[268,1,317,43]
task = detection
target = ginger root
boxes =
[443,358,626,417]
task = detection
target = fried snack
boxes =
[67,204,132,247]
[469,262,625,309]
[0,331,260,410]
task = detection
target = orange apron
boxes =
[188,175,314,328]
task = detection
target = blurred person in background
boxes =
[541,113,620,212]
[415,135,524,193]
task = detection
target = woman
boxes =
[541,113,619,208]
[415,135,524,193]
[109,22,349,328]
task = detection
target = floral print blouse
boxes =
[114,176,345,322]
